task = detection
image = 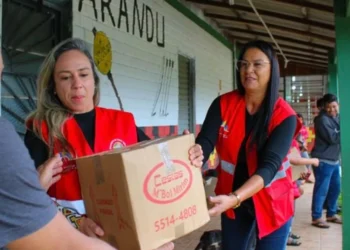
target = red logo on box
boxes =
[143,160,193,204]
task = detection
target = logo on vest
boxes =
[59,151,73,161]
[221,121,229,132]
[59,152,76,174]
[219,121,229,138]
[109,139,126,150]
[143,160,193,204]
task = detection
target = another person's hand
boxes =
[208,195,237,216]
[182,129,190,135]
[300,171,311,180]
[312,158,319,167]
[154,242,174,250]
[183,129,204,168]
[78,217,104,238]
[37,154,63,191]
[189,144,204,168]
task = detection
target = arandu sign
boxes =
[78,0,166,48]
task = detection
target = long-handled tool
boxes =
[163,60,174,116]
[158,58,171,116]
[151,56,166,116]
[152,57,170,116]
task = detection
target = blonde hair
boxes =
[27,38,100,157]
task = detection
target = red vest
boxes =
[36,107,138,214]
[215,90,301,238]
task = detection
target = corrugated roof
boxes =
[185,0,334,72]
[185,0,335,98]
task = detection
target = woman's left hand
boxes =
[182,129,204,168]
[208,195,236,217]
[188,144,204,168]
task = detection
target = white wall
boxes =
[73,0,233,127]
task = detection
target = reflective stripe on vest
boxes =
[265,159,291,188]
[52,198,86,215]
[221,160,235,175]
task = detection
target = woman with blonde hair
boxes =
[25,38,203,250]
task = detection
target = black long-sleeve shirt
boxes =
[311,112,340,161]
[196,96,296,190]
[24,109,150,168]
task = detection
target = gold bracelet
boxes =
[229,192,241,209]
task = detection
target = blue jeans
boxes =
[312,161,341,220]
[221,206,292,250]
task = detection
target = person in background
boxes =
[296,113,313,183]
[311,93,341,228]
[314,97,331,210]
[313,97,325,126]
[0,51,116,250]
[317,97,324,112]
[24,38,202,249]
[315,97,341,213]
[191,40,301,250]
[287,139,319,246]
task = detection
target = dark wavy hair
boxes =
[323,93,338,105]
[316,97,324,109]
[236,40,280,151]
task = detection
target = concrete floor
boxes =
[173,183,342,250]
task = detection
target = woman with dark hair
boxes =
[296,113,313,183]
[311,93,341,228]
[296,113,309,145]
[190,40,301,250]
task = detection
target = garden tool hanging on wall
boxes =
[161,59,174,117]
[92,27,124,111]
[151,56,167,116]
[151,56,173,116]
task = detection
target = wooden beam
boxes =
[275,48,328,60]
[205,13,335,43]
[278,53,327,65]
[274,0,334,13]
[282,61,327,70]
[278,51,327,63]
[186,0,335,30]
[225,27,332,50]
[282,56,328,68]
[231,38,328,70]
[231,35,329,56]
[279,60,327,77]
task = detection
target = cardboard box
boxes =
[289,147,308,181]
[76,134,210,250]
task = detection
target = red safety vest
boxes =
[215,90,301,239]
[31,107,138,215]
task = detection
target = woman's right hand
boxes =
[188,144,204,168]
[154,242,174,250]
[312,158,319,167]
[78,217,104,238]
[208,195,237,216]
[37,154,63,191]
